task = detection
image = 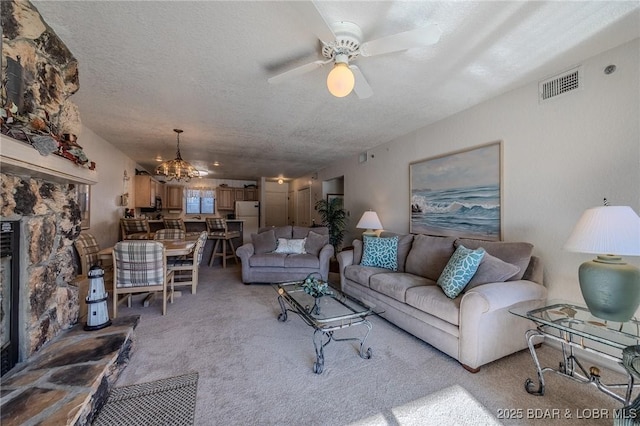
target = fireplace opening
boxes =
[1,221,20,376]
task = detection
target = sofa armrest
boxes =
[462,280,547,313]
[236,243,254,260]
[235,243,255,284]
[337,249,354,291]
[317,244,335,281]
[458,280,547,370]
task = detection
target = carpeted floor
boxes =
[114,265,626,425]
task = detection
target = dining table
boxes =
[98,239,196,260]
[98,239,197,306]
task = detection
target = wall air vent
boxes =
[539,66,581,102]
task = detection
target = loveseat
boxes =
[236,226,334,284]
[337,232,547,372]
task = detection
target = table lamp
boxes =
[356,210,383,237]
[564,202,640,322]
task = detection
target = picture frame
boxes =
[77,184,91,229]
[326,193,344,206]
[409,141,503,241]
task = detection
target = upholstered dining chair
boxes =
[111,240,174,317]
[154,228,186,240]
[206,217,240,268]
[74,232,111,275]
[167,231,208,294]
[164,218,201,238]
[120,218,152,240]
[74,232,114,293]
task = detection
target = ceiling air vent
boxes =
[539,66,581,102]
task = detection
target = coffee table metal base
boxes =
[277,295,372,374]
[524,329,635,404]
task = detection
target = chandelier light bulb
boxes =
[327,63,355,98]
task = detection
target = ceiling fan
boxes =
[267,1,442,99]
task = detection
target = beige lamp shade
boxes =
[357,211,383,237]
[564,206,640,256]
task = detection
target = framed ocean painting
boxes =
[409,141,502,241]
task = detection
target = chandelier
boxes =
[155,129,199,181]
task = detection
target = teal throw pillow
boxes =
[437,245,486,298]
[361,236,398,271]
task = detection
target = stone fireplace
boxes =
[1,172,84,369]
[1,0,93,370]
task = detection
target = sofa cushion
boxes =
[405,285,462,326]
[274,238,307,254]
[249,252,287,267]
[293,226,328,238]
[455,239,533,281]
[258,226,293,239]
[284,253,320,268]
[437,245,486,298]
[361,236,398,270]
[405,235,456,281]
[344,265,388,288]
[305,231,330,256]
[464,253,521,291]
[380,232,414,272]
[252,230,277,254]
[370,272,432,302]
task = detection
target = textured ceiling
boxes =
[31,1,640,181]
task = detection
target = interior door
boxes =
[265,192,288,227]
[296,187,311,227]
[288,190,295,225]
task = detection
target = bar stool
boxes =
[206,217,240,268]
[163,218,201,238]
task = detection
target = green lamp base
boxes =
[362,230,378,238]
[579,255,640,322]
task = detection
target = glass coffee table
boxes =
[511,301,640,405]
[275,281,378,374]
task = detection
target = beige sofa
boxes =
[236,226,334,284]
[337,232,547,372]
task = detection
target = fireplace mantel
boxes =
[0,135,97,185]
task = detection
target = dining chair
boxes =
[111,240,174,317]
[74,232,112,275]
[74,232,114,295]
[164,217,202,238]
[206,217,240,268]
[154,228,186,240]
[167,231,208,294]
[120,218,152,240]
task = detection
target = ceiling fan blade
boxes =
[268,60,330,85]
[359,24,442,57]
[350,65,373,99]
[288,1,336,44]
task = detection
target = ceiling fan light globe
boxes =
[327,63,355,98]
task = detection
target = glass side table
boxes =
[510,301,640,405]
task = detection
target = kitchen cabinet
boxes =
[165,185,183,210]
[216,187,234,210]
[245,188,258,201]
[134,175,159,208]
[216,186,259,210]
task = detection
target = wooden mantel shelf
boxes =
[0,135,97,185]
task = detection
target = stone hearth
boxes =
[0,316,138,426]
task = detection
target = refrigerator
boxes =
[235,201,260,244]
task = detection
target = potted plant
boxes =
[315,197,347,255]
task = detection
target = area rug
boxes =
[349,385,502,426]
[93,372,198,426]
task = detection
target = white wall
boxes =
[317,39,640,305]
[77,125,138,249]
